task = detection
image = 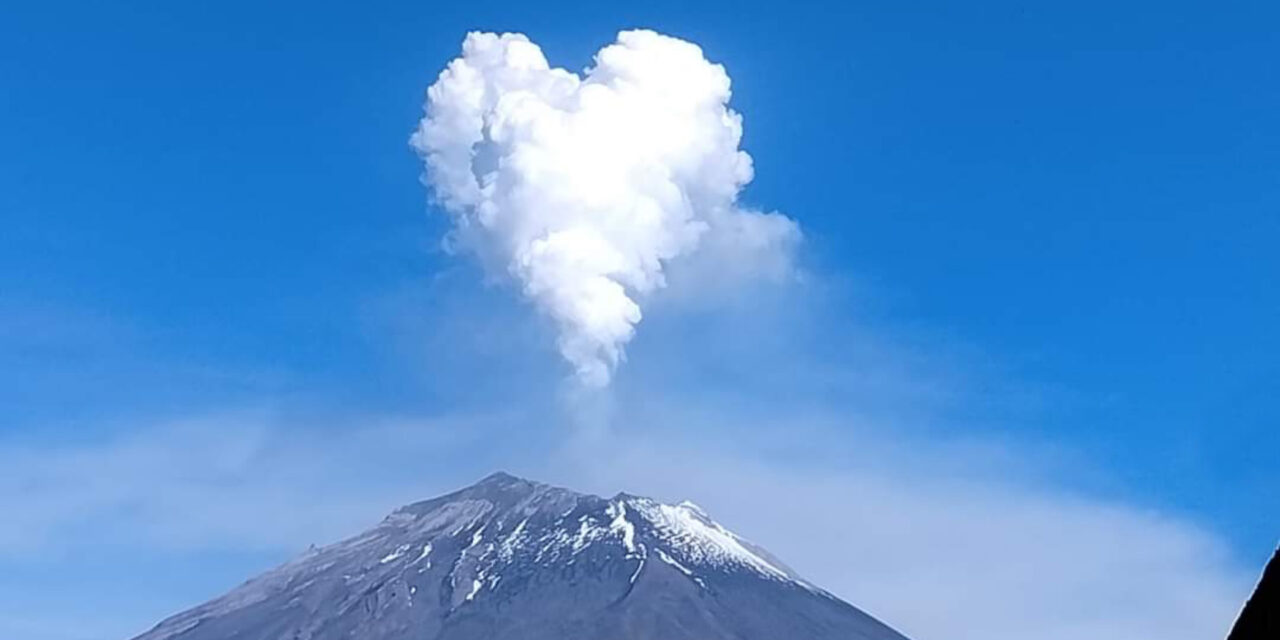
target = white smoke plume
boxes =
[412,30,800,387]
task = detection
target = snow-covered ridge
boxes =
[624,497,808,585]
[187,473,821,623]
[362,477,817,605]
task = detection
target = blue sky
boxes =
[1,1,1276,639]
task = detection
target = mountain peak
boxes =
[474,471,529,486]
[133,474,910,640]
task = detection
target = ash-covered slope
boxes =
[132,473,909,640]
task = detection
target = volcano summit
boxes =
[132,473,910,640]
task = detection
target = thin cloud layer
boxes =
[412,30,799,387]
[558,426,1251,640]
[0,410,1251,640]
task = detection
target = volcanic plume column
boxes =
[411,30,800,388]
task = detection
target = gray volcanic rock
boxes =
[132,473,910,640]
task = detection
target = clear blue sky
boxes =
[1,1,1276,639]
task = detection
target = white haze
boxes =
[412,30,799,387]
[0,410,1253,640]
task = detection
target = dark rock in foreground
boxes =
[132,472,910,640]
[1227,546,1278,640]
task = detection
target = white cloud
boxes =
[412,30,799,387]
[0,411,512,554]
[552,422,1252,640]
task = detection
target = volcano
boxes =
[132,472,910,640]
